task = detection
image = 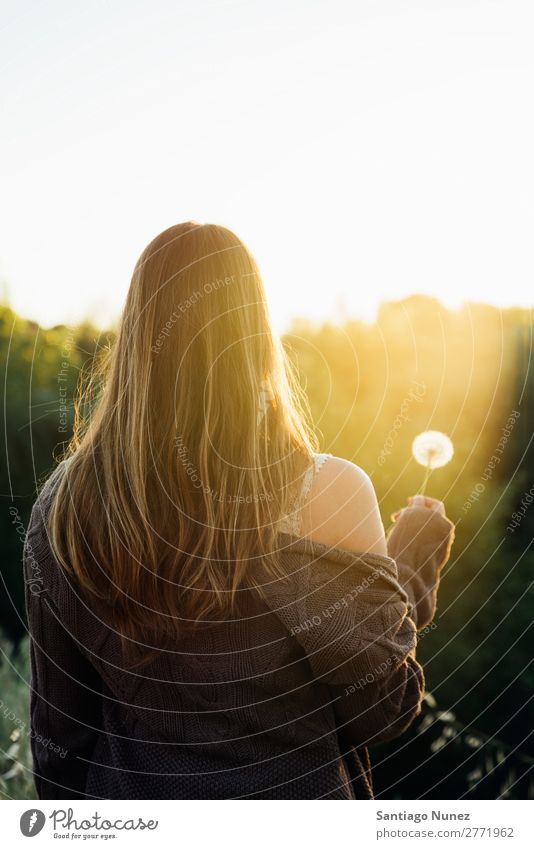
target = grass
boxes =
[0,633,37,800]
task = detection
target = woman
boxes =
[23,222,455,799]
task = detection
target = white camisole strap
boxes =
[276,452,332,537]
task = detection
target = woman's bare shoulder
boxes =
[299,455,388,556]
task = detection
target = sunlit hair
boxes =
[47,222,317,665]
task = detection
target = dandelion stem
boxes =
[420,463,431,496]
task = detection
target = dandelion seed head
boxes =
[412,430,454,469]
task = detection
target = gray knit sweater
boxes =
[23,466,455,800]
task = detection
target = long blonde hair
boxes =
[48,222,316,665]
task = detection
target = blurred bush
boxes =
[371,693,534,800]
[0,633,36,799]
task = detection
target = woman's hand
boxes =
[386,493,456,631]
[391,494,446,522]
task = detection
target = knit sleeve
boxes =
[23,494,103,799]
[255,541,424,746]
[322,567,425,747]
[330,653,425,748]
[330,508,455,747]
[386,506,456,630]
[257,544,414,682]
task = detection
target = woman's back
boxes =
[24,455,373,798]
[25,450,454,799]
[23,223,455,800]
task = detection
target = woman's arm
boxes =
[257,528,424,747]
[23,515,103,799]
[275,467,455,748]
[330,500,455,746]
[300,457,388,557]
[291,551,425,747]
[386,497,456,630]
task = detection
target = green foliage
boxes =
[0,305,112,634]
[0,634,36,799]
[372,694,534,800]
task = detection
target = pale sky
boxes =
[2,0,534,331]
